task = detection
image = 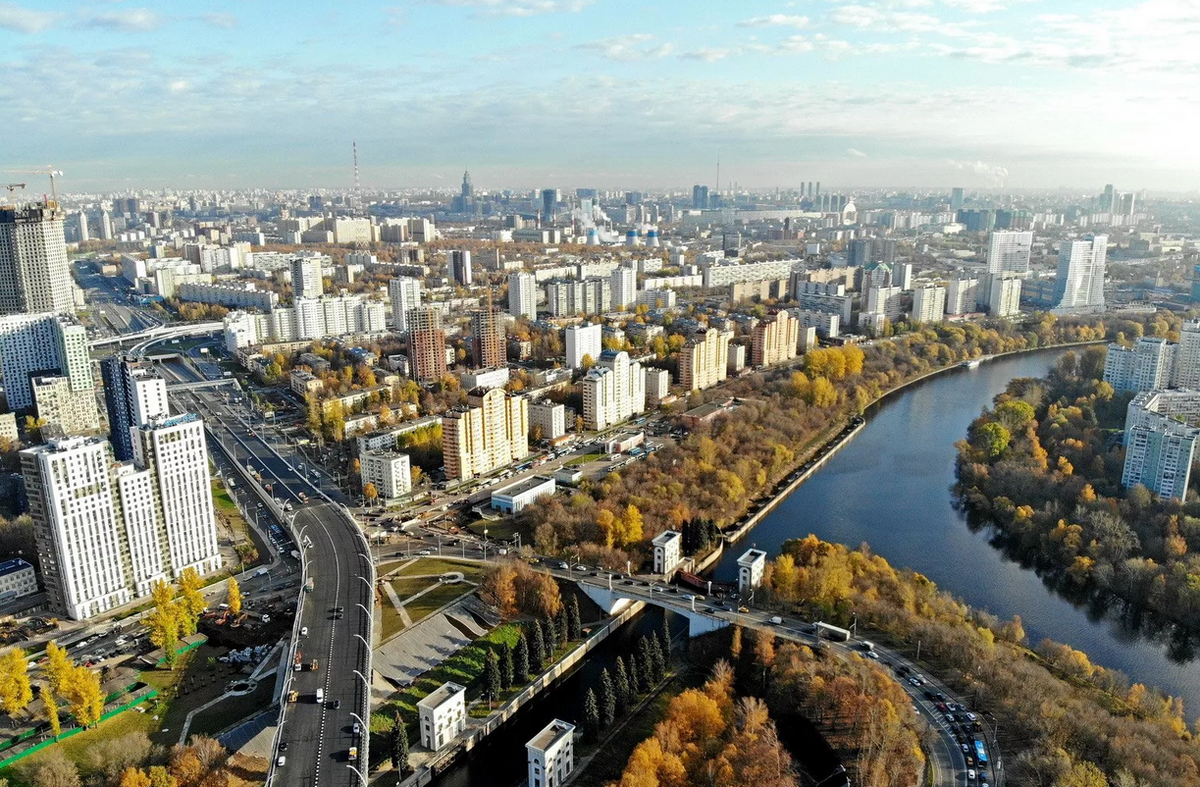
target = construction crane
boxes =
[4,167,63,204]
[4,184,25,194]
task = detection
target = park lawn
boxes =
[376,559,415,577]
[395,558,483,581]
[389,577,438,600]
[465,520,518,541]
[380,600,405,642]
[405,583,473,624]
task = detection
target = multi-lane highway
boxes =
[162,361,373,787]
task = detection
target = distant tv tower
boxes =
[352,140,362,212]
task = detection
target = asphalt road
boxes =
[164,362,372,787]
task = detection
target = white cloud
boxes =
[579,34,674,62]
[737,14,810,28]
[679,47,733,62]
[847,147,869,158]
[199,13,237,30]
[168,80,189,93]
[421,0,590,17]
[80,8,163,32]
[0,2,60,33]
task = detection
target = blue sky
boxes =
[1,0,1197,192]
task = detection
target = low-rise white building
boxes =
[461,367,510,391]
[361,451,412,499]
[417,682,467,751]
[0,558,38,601]
[736,549,767,594]
[491,475,556,514]
[652,530,682,576]
[527,719,575,787]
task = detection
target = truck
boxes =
[304,578,314,593]
[293,653,303,672]
[814,621,853,642]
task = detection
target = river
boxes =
[713,348,1200,714]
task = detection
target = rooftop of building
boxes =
[652,530,681,546]
[137,412,201,431]
[0,558,33,577]
[738,549,768,565]
[417,681,466,710]
[494,475,555,498]
[527,719,575,753]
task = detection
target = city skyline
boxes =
[2,0,1198,192]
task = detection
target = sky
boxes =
[2,0,1199,193]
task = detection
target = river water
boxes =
[713,348,1200,714]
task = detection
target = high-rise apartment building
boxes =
[848,238,873,267]
[946,276,978,316]
[911,285,946,324]
[0,205,74,316]
[408,307,448,383]
[449,250,473,287]
[32,376,99,435]
[1174,321,1200,389]
[442,388,529,481]
[565,323,602,369]
[986,231,1033,275]
[22,414,220,620]
[388,277,422,333]
[582,350,646,430]
[508,272,537,320]
[0,313,95,414]
[290,255,324,300]
[981,273,1022,317]
[864,285,904,322]
[678,328,733,392]
[471,309,506,369]
[101,355,170,461]
[1122,390,1200,501]
[611,267,636,310]
[1054,235,1107,311]
[1104,337,1174,393]
[950,187,964,212]
[750,311,799,368]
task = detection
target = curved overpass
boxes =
[88,320,223,351]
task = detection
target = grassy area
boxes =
[380,600,406,642]
[565,452,604,467]
[390,577,437,599]
[371,623,523,732]
[395,558,483,581]
[405,582,473,625]
[377,559,414,576]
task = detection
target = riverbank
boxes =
[700,338,1107,574]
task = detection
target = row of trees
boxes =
[0,639,106,736]
[583,628,669,743]
[956,336,1200,630]
[527,313,1124,567]
[480,562,566,620]
[757,533,1200,786]
[145,569,209,668]
[16,733,255,787]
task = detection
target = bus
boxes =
[974,740,988,765]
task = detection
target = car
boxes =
[738,606,750,613]
[336,606,345,613]
[968,770,976,781]
[417,549,432,556]
[556,562,569,570]
[279,742,289,752]
[301,627,308,636]
[276,755,286,767]
[333,699,341,709]
[908,677,921,687]
[866,651,880,659]
[961,744,970,753]
[353,722,361,734]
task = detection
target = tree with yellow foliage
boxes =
[177,567,206,637]
[147,580,182,667]
[226,576,243,616]
[119,767,152,787]
[0,646,33,716]
[63,664,105,728]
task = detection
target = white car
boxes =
[967,769,976,781]
[300,627,308,637]
[276,755,286,767]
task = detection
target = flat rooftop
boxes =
[0,558,32,577]
[417,681,465,710]
[652,530,681,546]
[738,549,768,564]
[494,475,554,498]
[527,719,574,752]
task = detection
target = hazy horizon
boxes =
[3,0,1197,193]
